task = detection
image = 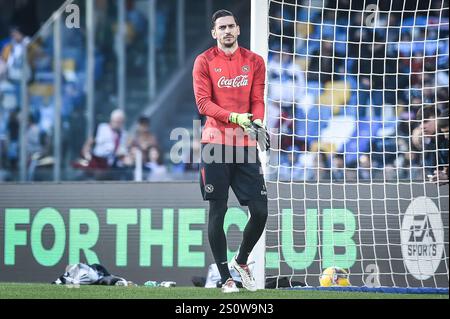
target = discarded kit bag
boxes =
[52,263,134,286]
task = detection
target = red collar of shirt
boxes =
[215,46,241,60]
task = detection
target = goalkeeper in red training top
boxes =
[192,9,269,293]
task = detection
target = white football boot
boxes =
[231,256,257,292]
[221,278,239,293]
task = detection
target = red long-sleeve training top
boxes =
[192,46,266,146]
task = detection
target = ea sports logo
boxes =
[401,197,444,280]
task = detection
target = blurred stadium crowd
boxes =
[0,0,189,182]
[266,0,449,182]
[0,0,449,183]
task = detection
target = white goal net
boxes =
[263,0,449,289]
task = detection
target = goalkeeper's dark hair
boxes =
[211,10,239,30]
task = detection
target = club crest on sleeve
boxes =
[205,184,214,193]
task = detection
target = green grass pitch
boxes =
[0,283,447,299]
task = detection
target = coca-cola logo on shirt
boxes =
[217,75,249,88]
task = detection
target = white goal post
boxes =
[249,0,269,290]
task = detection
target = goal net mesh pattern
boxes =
[264,0,449,288]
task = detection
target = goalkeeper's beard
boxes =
[221,36,237,49]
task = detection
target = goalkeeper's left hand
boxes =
[247,119,270,151]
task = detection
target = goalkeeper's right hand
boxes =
[229,112,253,130]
